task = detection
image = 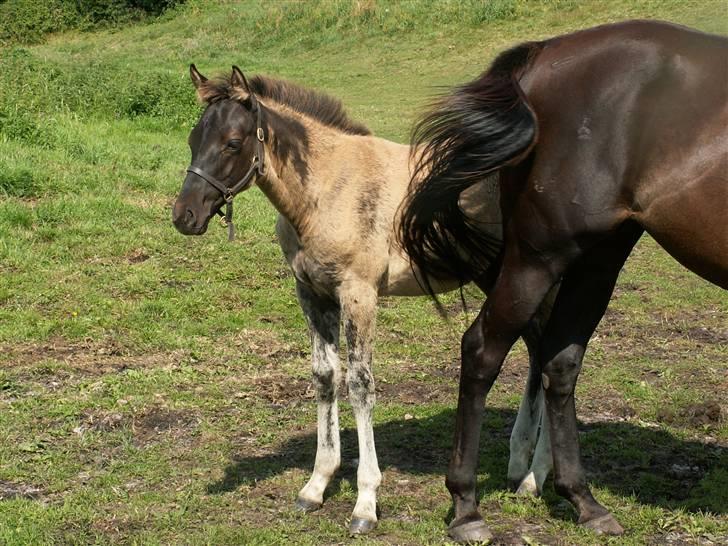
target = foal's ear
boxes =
[230,65,252,94]
[189,64,208,89]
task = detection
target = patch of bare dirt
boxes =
[664,306,727,338]
[684,326,728,344]
[125,248,149,264]
[657,401,724,427]
[79,409,126,432]
[0,480,44,501]
[377,378,453,405]
[597,302,727,363]
[490,522,557,546]
[132,406,200,446]
[577,380,637,424]
[230,328,306,364]
[73,406,201,449]
[428,361,461,382]
[0,338,185,375]
[249,373,313,406]
[498,354,530,389]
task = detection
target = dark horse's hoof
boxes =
[349,517,377,535]
[581,513,624,535]
[448,518,493,544]
[295,496,322,513]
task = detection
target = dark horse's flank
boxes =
[400,20,727,543]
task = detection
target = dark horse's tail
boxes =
[399,42,542,297]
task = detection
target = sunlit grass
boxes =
[0,1,726,544]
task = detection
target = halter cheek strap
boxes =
[185,97,266,241]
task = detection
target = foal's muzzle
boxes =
[172,197,211,235]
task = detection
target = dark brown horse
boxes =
[400,20,727,543]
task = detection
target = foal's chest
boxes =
[275,215,346,297]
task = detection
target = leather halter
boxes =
[185,93,266,241]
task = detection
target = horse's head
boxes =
[172,65,265,236]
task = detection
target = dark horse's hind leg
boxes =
[446,251,565,542]
[540,222,642,535]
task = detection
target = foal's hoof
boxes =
[581,513,624,536]
[514,472,540,497]
[349,517,377,536]
[448,518,493,544]
[295,496,322,513]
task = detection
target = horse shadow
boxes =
[207,407,726,516]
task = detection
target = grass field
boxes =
[0,1,726,544]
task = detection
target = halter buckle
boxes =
[225,191,235,202]
[256,127,265,142]
[219,215,229,227]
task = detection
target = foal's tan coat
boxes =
[182,73,551,533]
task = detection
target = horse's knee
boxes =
[312,366,338,403]
[347,366,375,407]
[542,344,584,395]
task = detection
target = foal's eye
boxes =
[226,139,242,151]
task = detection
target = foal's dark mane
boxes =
[199,75,371,136]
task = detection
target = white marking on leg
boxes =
[508,291,555,492]
[516,471,539,496]
[507,365,543,487]
[348,363,380,523]
[342,287,381,526]
[527,399,552,494]
[296,284,341,507]
[298,349,341,505]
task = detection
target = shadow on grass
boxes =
[207,407,726,515]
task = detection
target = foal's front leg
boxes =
[295,281,342,512]
[340,282,381,535]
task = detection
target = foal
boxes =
[172,66,552,533]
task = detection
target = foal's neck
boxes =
[256,103,337,236]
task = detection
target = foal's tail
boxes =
[399,42,542,296]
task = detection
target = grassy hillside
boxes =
[0,1,726,544]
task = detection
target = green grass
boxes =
[1,1,727,544]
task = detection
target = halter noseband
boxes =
[185,93,266,241]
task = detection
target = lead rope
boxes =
[225,199,234,241]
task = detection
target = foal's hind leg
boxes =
[508,366,552,496]
[541,224,642,535]
[340,281,381,535]
[507,290,556,496]
[295,281,342,512]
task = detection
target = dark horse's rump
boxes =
[400,19,726,543]
[403,20,727,290]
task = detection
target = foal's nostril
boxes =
[186,208,195,223]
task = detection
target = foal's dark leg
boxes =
[540,224,642,535]
[447,255,562,543]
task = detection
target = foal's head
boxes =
[172,65,264,236]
